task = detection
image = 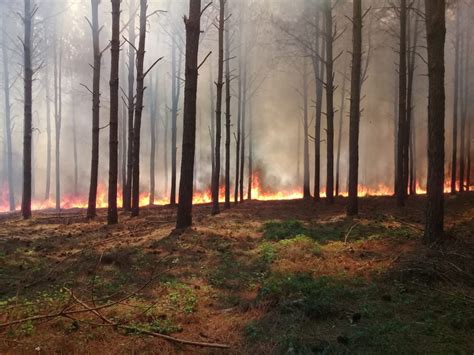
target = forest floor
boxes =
[0,193,473,354]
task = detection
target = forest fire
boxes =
[0,175,458,213]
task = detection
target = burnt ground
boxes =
[0,193,473,354]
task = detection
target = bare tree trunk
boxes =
[72,87,78,195]
[423,0,445,243]
[212,0,225,215]
[209,57,216,185]
[336,62,347,197]
[224,1,231,209]
[302,58,311,199]
[450,3,460,194]
[396,0,407,207]
[87,0,101,218]
[407,0,420,196]
[45,55,51,201]
[2,13,15,211]
[239,62,247,202]
[54,30,62,211]
[164,85,169,196]
[347,0,362,216]
[149,75,157,205]
[313,11,325,200]
[21,0,33,219]
[466,112,472,191]
[393,82,398,194]
[170,35,182,206]
[459,31,469,192]
[107,0,120,225]
[247,98,253,200]
[176,0,202,229]
[131,0,148,217]
[234,51,241,204]
[324,0,335,204]
[124,0,136,211]
[121,64,127,202]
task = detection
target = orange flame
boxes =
[0,175,466,213]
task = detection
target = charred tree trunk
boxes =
[239,62,247,202]
[176,0,202,228]
[131,0,147,217]
[459,32,469,192]
[302,58,311,199]
[313,11,325,200]
[450,3,460,194]
[336,62,347,197]
[107,0,120,224]
[247,99,253,200]
[54,32,62,211]
[21,0,33,219]
[224,1,231,209]
[2,14,15,211]
[149,75,157,205]
[209,58,216,185]
[124,0,136,211]
[407,0,420,196]
[347,0,362,216]
[45,55,51,201]
[87,0,102,219]
[423,0,445,244]
[170,35,182,206]
[212,0,225,215]
[324,0,335,204]
[234,53,242,204]
[121,63,127,202]
[396,0,408,207]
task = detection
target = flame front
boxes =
[0,175,463,213]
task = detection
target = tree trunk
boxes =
[336,62,347,197]
[211,0,225,215]
[302,58,311,199]
[407,0,420,196]
[21,0,33,219]
[459,30,469,192]
[176,0,202,229]
[124,0,136,211]
[87,0,101,218]
[209,57,216,187]
[450,3,460,194]
[239,60,247,202]
[45,54,51,201]
[247,98,253,200]
[324,0,335,204]
[224,1,231,209]
[131,0,148,217]
[170,34,182,206]
[234,51,241,204]
[423,0,445,244]
[107,0,120,225]
[164,85,169,196]
[396,0,408,207]
[72,86,78,195]
[466,111,471,191]
[149,75,157,205]
[347,0,362,216]
[54,31,62,211]
[2,13,15,211]
[313,11,325,200]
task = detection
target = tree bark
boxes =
[423,0,445,244]
[45,52,51,201]
[21,0,33,219]
[324,0,335,204]
[87,0,102,219]
[107,0,120,224]
[313,10,325,200]
[131,0,148,217]
[176,0,202,229]
[149,75,157,205]
[124,0,136,211]
[211,0,225,215]
[2,13,15,211]
[247,98,253,200]
[234,45,242,204]
[347,0,362,216]
[224,0,231,209]
[170,34,182,206]
[396,0,408,207]
[450,2,460,194]
[459,29,469,192]
[302,58,311,199]
[335,61,347,197]
[239,62,247,203]
[54,29,62,211]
